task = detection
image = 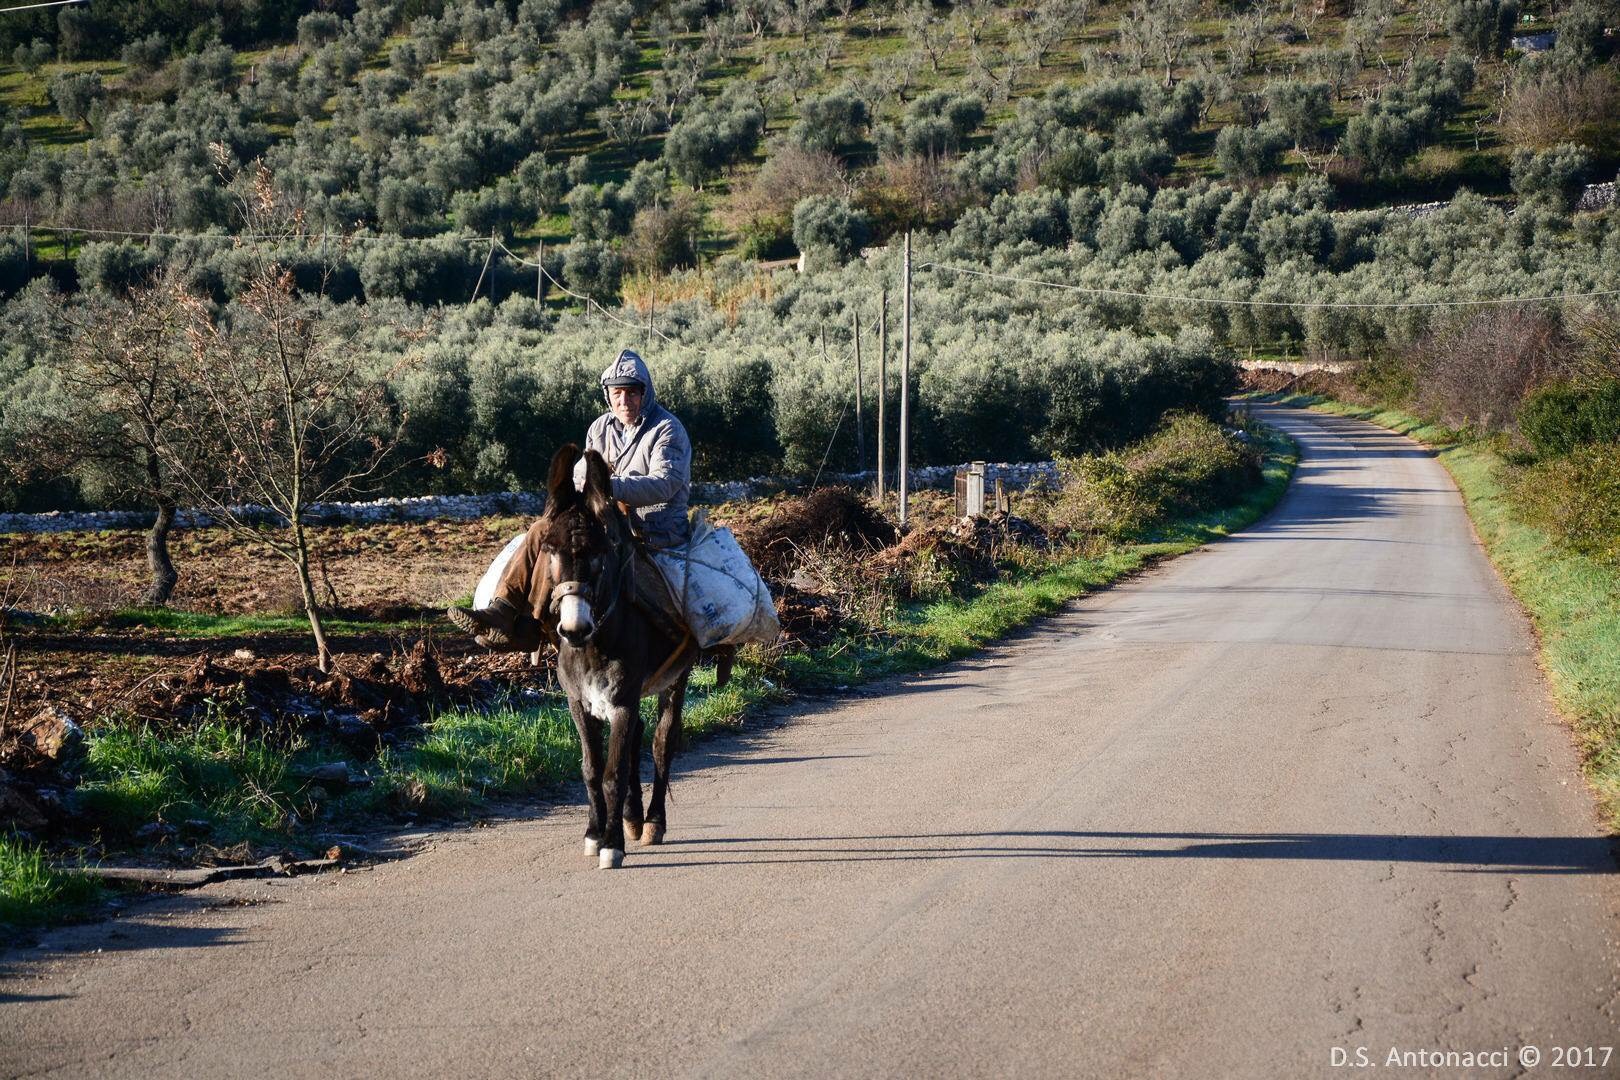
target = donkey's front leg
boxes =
[643,670,690,847]
[598,703,643,869]
[569,697,608,858]
[623,712,646,844]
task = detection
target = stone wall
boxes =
[0,462,1063,535]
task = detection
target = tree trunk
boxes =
[144,499,179,606]
[292,520,332,674]
[143,447,178,606]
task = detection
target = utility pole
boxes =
[877,286,887,504]
[852,311,865,473]
[899,232,912,528]
[535,239,544,307]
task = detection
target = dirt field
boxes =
[0,490,968,728]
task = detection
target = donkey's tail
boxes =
[713,644,736,690]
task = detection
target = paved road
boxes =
[4,405,1617,1079]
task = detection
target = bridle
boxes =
[547,533,635,642]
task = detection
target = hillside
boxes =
[0,0,1615,510]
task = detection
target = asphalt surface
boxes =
[4,404,1617,1079]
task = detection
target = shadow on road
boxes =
[630,830,1618,875]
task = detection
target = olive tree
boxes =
[1510,144,1591,211]
[1445,0,1519,59]
[792,193,871,266]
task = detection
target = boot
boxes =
[446,596,520,648]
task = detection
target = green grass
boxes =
[77,709,316,846]
[1265,393,1620,830]
[1,834,104,933]
[14,421,1297,928]
[62,607,422,638]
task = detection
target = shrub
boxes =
[1518,378,1620,456]
[562,239,623,303]
[792,194,870,265]
[1215,122,1290,180]
[789,89,870,156]
[1510,144,1591,212]
[1053,412,1259,539]
[1264,80,1332,149]
[1413,309,1571,431]
[663,86,765,188]
[1509,442,1620,565]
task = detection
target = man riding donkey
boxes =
[445,349,775,867]
[447,348,692,652]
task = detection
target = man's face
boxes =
[609,384,645,427]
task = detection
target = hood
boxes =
[599,349,657,414]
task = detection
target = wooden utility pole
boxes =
[899,232,912,528]
[535,239,544,306]
[852,311,865,472]
[877,287,887,504]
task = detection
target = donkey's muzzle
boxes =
[552,581,596,646]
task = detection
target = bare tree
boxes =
[1012,0,1086,71]
[1116,3,1153,74]
[3,280,191,606]
[1225,3,1272,81]
[1149,0,1198,86]
[158,162,419,672]
[65,283,192,606]
[902,2,954,74]
[814,30,844,73]
[1344,0,1395,71]
[952,0,997,53]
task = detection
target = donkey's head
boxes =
[541,443,629,648]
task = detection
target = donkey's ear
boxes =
[547,443,581,513]
[582,449,614,518]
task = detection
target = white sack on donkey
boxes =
[650,511,780,649]
[473,532,528,611]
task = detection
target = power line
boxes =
[0,0,85,14]
[493,235,676,342]
[919,260,1620,310]
[19,221,488,246]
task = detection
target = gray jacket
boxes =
[574,350,692,549]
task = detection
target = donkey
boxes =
[535,443,706,869]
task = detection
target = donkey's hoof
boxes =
[583,838,601,857]
[598,847,624,870]
[639,823,665,846]
[624,820,643,842]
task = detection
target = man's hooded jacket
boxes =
[575,349,692,548]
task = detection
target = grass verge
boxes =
[1,835,104,935]
[1263,393,1620,830]
[9,422,1297,930]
